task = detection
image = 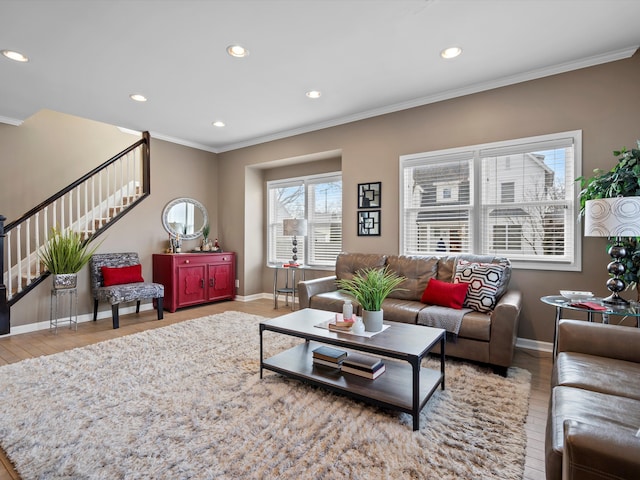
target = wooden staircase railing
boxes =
[0,131,151,334]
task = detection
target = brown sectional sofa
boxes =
[298,252,522,374]
[545,319,640,480]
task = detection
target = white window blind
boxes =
[400,131,582,270]
[267,173,342,267]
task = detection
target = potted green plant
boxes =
[201,223,211,251]
[39,228,102,289]
[578,139,640,295]
[336,266,406,332]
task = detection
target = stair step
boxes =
[94,218,111,229]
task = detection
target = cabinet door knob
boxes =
[185,259,190,264]
[200,279,204,288]
[210,278,214,287]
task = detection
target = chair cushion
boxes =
[94,282,164,305]
[101,264,144,286]
[421,278,469,309]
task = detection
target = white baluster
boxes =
[52,200,57,231]
[84,181,89,239]
[16,224,22,293]
[25,219,31,284]
[60,196,65,230]
[98,170,103,231]
[6,231,12,300]
[76,186,80,233]
[68,191,73,231]
[44,206,49,241]
[35,211,40,276]
[91,176,96,235]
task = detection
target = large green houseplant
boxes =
[336,266,406,332]
[39,228,101,288]
[578,139,640,295]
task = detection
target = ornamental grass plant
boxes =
[39,228,101,274]
[336,266,406,311]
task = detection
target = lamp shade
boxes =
[283,218,307,236]
[584,197,640,237]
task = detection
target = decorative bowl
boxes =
[560,290,594,301]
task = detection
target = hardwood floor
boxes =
[0,299,551,479]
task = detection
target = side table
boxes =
[540,295,640,358]
[270,265,308,311]
[50,287,78,333]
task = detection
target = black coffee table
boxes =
[260,308,445,430]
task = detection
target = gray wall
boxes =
[0,110,217,328]
[2,53,640,345]
[217,52,640,345]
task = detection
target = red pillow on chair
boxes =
[101,264,144,286]
[421,278,469,309]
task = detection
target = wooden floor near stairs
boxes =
[0,298,552,480]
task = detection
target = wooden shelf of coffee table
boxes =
[259,308,445,430]
[263,341,442,413]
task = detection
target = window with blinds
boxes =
[267,173,342,267]
[400,131,582,271]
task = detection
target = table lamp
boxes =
[584,197,640,305]
[283,218,307,266]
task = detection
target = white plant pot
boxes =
[362,309,383,332]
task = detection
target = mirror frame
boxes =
[161,197,209,240]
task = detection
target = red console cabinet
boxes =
[152,252,236,312]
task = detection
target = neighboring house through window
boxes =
[400,131,582,270]
[267,172,342,267]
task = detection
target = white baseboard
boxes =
[8,303,157,337]
[7,294,556,354]
[516,336,553,353]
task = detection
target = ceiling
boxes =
[1,0,639,153]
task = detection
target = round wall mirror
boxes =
[162,197,208,240]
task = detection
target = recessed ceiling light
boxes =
[129,94,147,102]
[1,49,29,62]
[440,46,462,59]
[306,90,322,99]
[212,121,225,128]
[227,45,249,58]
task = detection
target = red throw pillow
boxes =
[421,278,469,309]
[101,264,144,286]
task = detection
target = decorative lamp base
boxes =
[602,292,630,306]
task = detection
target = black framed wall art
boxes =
[358,210,381,236]
[358,182,381,209]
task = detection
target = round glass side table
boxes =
[540,295,640,358]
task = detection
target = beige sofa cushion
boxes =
[335,252,386,281]
[385,255,438,301]
[554,352,640,401]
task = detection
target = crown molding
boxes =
[215,46,638,153]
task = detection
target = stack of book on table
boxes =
[312,345,347,369]
[342,352,386,379]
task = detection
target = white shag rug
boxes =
[0,311,531,479]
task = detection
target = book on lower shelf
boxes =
[342,352,383,370]
[342,363,386,379]
[341,352,385,379]
[312,345,348,363]
[312,358,343,369]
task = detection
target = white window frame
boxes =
[399,130,582,271]
[267,172,342,268]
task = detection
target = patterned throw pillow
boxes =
[454,260,505,313]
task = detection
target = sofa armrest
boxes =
[557,319,640,363]
[488,289,522,368]
[563,419,640,480]
[298,276,337,309]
